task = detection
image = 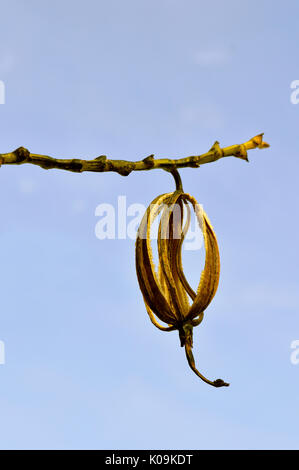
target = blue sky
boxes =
[0,0,299,450]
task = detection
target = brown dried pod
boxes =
[135,182,229,388]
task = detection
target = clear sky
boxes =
[0,0,298,450]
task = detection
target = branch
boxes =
[0,134,270,177]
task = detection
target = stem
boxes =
[182,323,230,388]
[0,134,269,177]
[185,343,230,388]
[169,169,183,191]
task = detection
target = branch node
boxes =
[109,160,135,176]
[13,147,30,163]
[209,141,223,160]
[93,155,107,171]
[70,159,83,172]
[235,144,248,162]
[95,155,107,162]
[251,133,264,148]
[142,154,155,169]
[188,157,201,168]
[247,134,270,150]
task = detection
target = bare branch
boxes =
[0,134,270,177]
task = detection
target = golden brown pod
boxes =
[135,186,229,388]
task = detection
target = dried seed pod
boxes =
[135,188,229,388]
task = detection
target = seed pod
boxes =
[135,188,229,388]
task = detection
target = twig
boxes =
[0,134,269,177]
